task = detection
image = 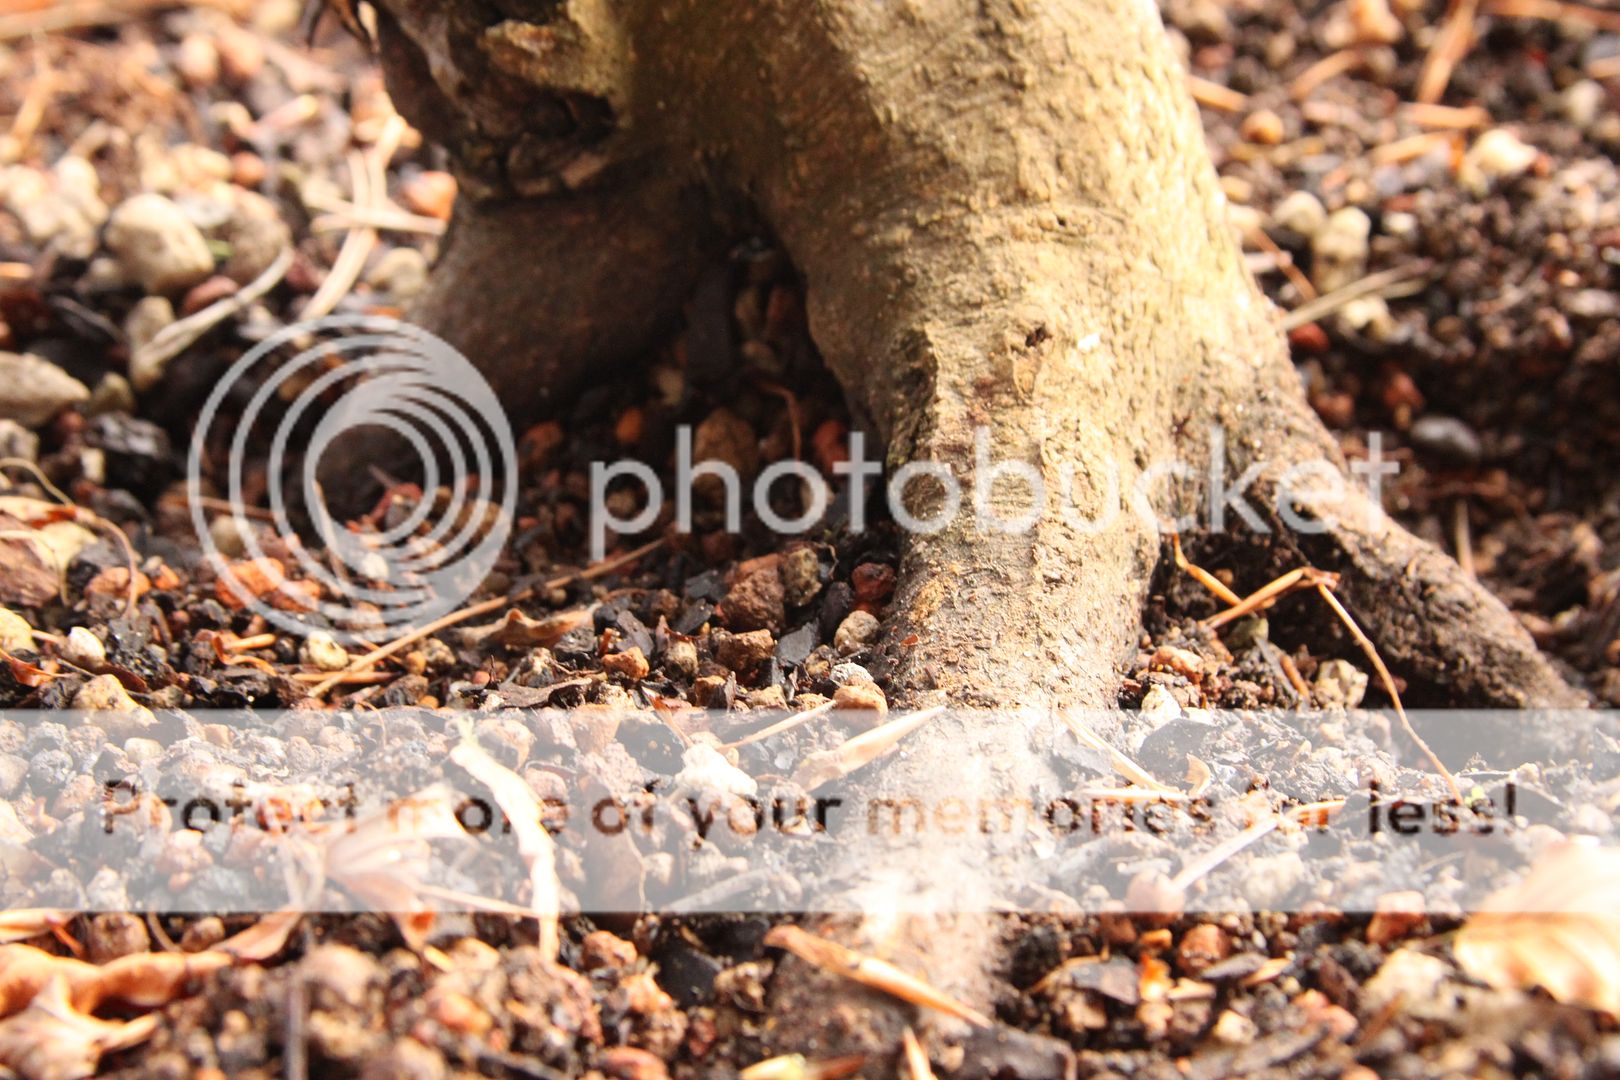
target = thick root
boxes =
[362,0,1587,1071]
[1300,487,1584,710]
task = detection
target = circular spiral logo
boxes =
[187,315,516,643]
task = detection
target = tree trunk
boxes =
[364,0,1582,1071]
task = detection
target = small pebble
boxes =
[300,631,350,672]
[366,247,429,300]
[359,1041,447,1080]
[1563,80,1607,131]
[829,661,874,686]
[0,420,38,463]
[1313,659,1368,709]
[399,171,457,221]
[0,159,106,258]
[87,912,150,963]
[1310,207,1371,293]
[180,916,226,952]
[603,645,651,679]
[1240,109,1285,145]
[712,629,775,672]
[301,944,380,1011]
[664,638,699,678]
[208,515,254,558]
[85,376,137,423]
[692,408,760,503]
[833,610,881,655]
[0,608,33,654]
[214,24,265,83]
[61,627,106,668]
[1460,129,1539,195]
[1176,924,1232,975]
[106,193,216,294]
[580,930,638,970]
[1408,414,1483,466]
[600,1047,669,1080]
[1362,949,1449,1012]
[833,682,888,715]
[230,151,268,188]
[1211,1009,1257,1045]
[675,744,757,799]
[722,562,786,633]
[220,188,292,284]
[126,297,178,390]
[1272,190,1326,237]
[71,674,157,739]
[1348,0,1402,44]
[175,34,220,88]
[123,738,163,763]
[780,547,822,606]
[0,352,89,429]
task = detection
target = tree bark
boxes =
[364,0,1582,1071]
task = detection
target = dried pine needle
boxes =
[763,925,992,1027]
[902,1027,937,1080]
[791,707,944,792]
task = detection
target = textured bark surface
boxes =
[366,0,1582,1070]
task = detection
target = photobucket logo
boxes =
[590,425,1398,557]
[187,315,515,642]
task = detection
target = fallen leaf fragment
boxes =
[0,912,72,949]
[464,607,594,649]
[216,910,303,962]
[1455,842,1620,1016]
[0,946,99,1016]
[0,516,62,606]
[763,925,991,1026]
[0,975,157,1080]
[313,784,470,950]
[88,950,232,1010]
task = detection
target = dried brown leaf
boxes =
[317,784,469,950]
[469,607,594,649]
[89,951,232,1010]
[216,910,303,962]
[0,975,157,1080]
[0,912,70,947]
[0,517,63,607]
[0,946,100,1016]
[1455,843,1620,1015]
[0,649,53,688]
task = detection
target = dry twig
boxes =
[1484,0,1620,30]
[1279,260,1434,331]
[1174,543,1464,802]
[1187,74,1248,112]
[791,707,945,792]
[902,1027,937,1080]
[308,538,663,698]
[1290,49,1363,100]
[1417,0,1481,103]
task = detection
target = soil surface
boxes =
[0,1,1617,1078]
